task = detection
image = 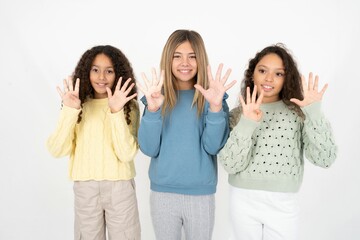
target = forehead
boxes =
[257,53,284,69]
[174,41,194,53]
[92,53,113,67]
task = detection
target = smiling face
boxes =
[89,53,116,99]
[253,53,285,103]
[171,41,198,90]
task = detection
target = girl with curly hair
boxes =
[218,44,337,240]
[47,45,141,239]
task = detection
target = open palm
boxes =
[56,76,81,109]
[290,72,328,107]
[240,86,264,122]
[107,77,137,113]
[137,68,165,112]
[194,64,236,112]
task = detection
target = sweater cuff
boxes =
[206,108,225,123]
[232,115,259,137]
[61,105,81,116]
[143,108,162,121]
[301,102,322,120]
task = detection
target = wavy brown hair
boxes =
[160,29,209,116]
[241,43,305,118]
[72,45,137,124]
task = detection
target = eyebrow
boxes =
[257,65,284,71]
[174,51,195,55]
[92,64,114,69]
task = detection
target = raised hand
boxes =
[240,86,264,122]
[290,72,328,107]
[107,77,137,113]
[194,64,236,112]
[137,68,165,112]
[56,76,81,109]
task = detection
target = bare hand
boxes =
[240,86,264,122]
[290,72,328,107]
[194,64,236,112]
[56,76,81,109]
[137,68,165,112]
[107,77,137,113]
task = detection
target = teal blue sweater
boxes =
[138,89,230,195]
[218,101,337,192]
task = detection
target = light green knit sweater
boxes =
[218,101,337,192]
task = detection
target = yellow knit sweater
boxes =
[47,98,140,181]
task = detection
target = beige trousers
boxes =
[73,180,141,240]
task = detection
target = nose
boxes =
[265,72,274,82]
[99,71,105,81]
[180,57,189,66]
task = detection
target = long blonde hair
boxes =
[160,29,209,116]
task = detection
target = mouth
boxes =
[261,84,274,91]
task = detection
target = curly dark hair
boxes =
[242,43,304,118]
[72,45,137,124]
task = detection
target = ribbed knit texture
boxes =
[47,98,140,181]
[138,89,230,195]
[218,101,337,192]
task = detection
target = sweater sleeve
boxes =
[301,102,337,168]
[202,94,230,155]
[109,100,139,163]
[218,108,260,174]
[138,97,163,157]
[46,105,80,158]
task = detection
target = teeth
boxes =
[263,85,273,89]
[179,70,190,73]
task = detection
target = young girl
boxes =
[47,45,141,240]
[218,44,337,240]
[137,29,236,240]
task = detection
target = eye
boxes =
[276,72,285,77]
[106,69,114,74]
[91,67,99,73]
[189,55,196,59]
[173,54,181,59]
[258,69,266,74]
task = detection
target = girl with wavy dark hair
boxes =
[47,45,141,239]
[218,44,337,240]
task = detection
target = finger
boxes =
[106,87,112,98]
[158,70,165,89]
[290,98,302,106]
[239,95,246,109]
[251,85,257,103]
[221,68,232,84]
[151,68,158,86]
[215,63,224,82]
[207,65,214,82]
[126,92,138,101]
[141,72,150,89]
[246,87,251,104]
[74,78,80,94]
[194,84,206,95]
[313,75,319,91]
[68,76,74,91]
[319,83,328,96]
[301,75,307,94]
[136,81,146,95]
[116,77,123,91]
[224,80,237,91]
[120,78,131,92]
[256,89,264,105]
[124,83,135,96]
[308,72,313,91]
[63,78,69,92]
[56,86,64,97]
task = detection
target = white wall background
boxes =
[0,0,359,239]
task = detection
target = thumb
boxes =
[194,84,205,94]
[290,98,301,106]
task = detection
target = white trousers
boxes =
[229,186,299,240]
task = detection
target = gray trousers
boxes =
[150,191,215,240]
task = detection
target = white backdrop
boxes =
[1,0,359,239]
